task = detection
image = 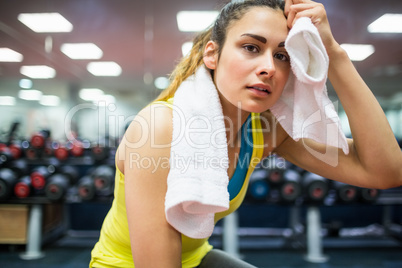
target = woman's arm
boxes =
[274,0,402,189]
[121,104,182,268]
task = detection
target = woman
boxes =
[90,0,402,267]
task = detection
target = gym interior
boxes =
[0,0,401,267]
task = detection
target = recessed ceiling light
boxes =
[87,62,122,76]
[176,11,219,32]
[0,48,23,62]
[340,44,375,61]
[368,13,402,33]
[20,65,56,79]
[18,13,73,33]
[40,95,60,106]
[61,43,103,59]
[0,96,16,106]
[79,88,104,101]
[18,89,43,101]
[19,79,33,89]
[154,76,170,90]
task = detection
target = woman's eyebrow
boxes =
[241,33,267,44]
[241,34,286,48]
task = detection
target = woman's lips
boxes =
[247,84,272,96]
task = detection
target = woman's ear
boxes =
[203,41,218,70]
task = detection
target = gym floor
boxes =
[1,232,401,268]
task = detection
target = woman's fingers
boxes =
[285,1,336,53]
[284,0,312,17]
[286,3,324,28]
[284,0,294,17]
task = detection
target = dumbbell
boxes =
[0,142,23,161]
[359,187,380,203]
[91,165,115,196]
[91,144,111,162]
[44,165,80,201]
[66,139,91,158]
[264,155,287,185]
[44,174,70,201]
[21,140,42,160]
[14,175,33,198]
[77,175,96,201]
[0,168,18,200]
[278,169,302,203]
[332,181,358,203]
[302,172,329,203]
[0,147,14,167]
[247,168,270,202]
[30,166,54,190]
[53,143,70,161]
[8,142,23,160]
[30,130,50,149]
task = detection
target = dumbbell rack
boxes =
[221,188,402,264]
[0,153,115,260]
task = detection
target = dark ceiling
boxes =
[0,0,401,107]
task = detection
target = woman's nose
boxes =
[256,54,276,78]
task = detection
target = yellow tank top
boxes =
[90,99,264,268]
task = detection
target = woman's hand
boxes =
[284,0,339,55]
[276,1,402,189]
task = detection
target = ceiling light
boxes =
[368,14,402,33]
[340,44,375,61]
[181,42,193,57]
[19,79,33,89]
[177,11,219,32]
[0,96,16,106]
[79,88,104,101]
[40,95,60,106]
[18,89,42,101]
[154,76,170,90]
[18,13,73,33]
[20,65,56,79]
[61,43,103,59]
[0,48,23,62]
[87,62,122,76]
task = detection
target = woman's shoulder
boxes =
[117,103,173,174]
[127,102,173,139]
[119,103,173,155]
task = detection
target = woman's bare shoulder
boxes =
[117,103,173,172]
[125,103,173,144]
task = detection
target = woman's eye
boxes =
[274,53,290,62]
[243,45,259,53]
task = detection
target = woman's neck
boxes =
[218,92,250,146]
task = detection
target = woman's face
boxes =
[206,7,290,114]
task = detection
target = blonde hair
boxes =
[155,29,212,102]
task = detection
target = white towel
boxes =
[165,65,230,239]
[270,17,349,155]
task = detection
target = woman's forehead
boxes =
[227,7,288,40]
